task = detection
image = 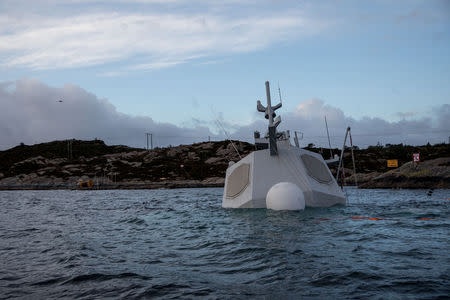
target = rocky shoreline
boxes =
[0,179,225,190]
[0,140,246,191]
[349,157,450,189]
[1,139,449,190]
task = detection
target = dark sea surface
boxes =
[0,188,449,299]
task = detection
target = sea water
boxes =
[0,188,448,299]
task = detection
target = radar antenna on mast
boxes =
[278,82,282,105]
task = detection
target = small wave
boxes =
[0,275,22,282]
[118,217,146,225]
[230,246,273,256]
[0,246,15,251]
[378,279,444,295]
[175,240,217,251]
[62,272,151,285]
[290,249,304,255]
[23,227,39,232]
[346,271,384,281]
[352,245,364,252]
[4,231,34,239]
[181,288,214,297]
[31,277,67,286]
[40,247,54,254]
[412,222,449,229]
[218,263,268,275]
[139,259,163,265]
[137,283,190,298]
[382,247,431,258]
[310,271,384,286]
[57,253,84,264]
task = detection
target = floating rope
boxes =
[313,216,439,222]
[351,216,400,221]
[350,216,438,221]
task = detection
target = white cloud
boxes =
[232,98,449,148]
[1,78,448,150]
[0,6,323,70]
[0,78,216,149]
[434,104,450,130]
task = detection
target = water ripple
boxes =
[0,188,448,299]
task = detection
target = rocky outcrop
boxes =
[356,157,450,189]
[0,139,253,189]
[315,143,450,189]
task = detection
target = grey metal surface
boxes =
[301,154,332,184]
[225,163,250,198]
[269,126,278,156]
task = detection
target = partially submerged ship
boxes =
[222,81,346,210]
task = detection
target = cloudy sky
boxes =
[0,0,449,149]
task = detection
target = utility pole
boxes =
[325,116,333,159]
[67,139,73,160]
[146,133,153,150]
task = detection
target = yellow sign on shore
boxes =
[387,159,398,167]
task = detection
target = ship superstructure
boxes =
[222,82,346,209]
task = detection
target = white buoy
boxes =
[266,182,305,211]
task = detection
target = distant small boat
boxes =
[222,81,346,210]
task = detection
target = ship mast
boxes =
[257,81,282,155]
